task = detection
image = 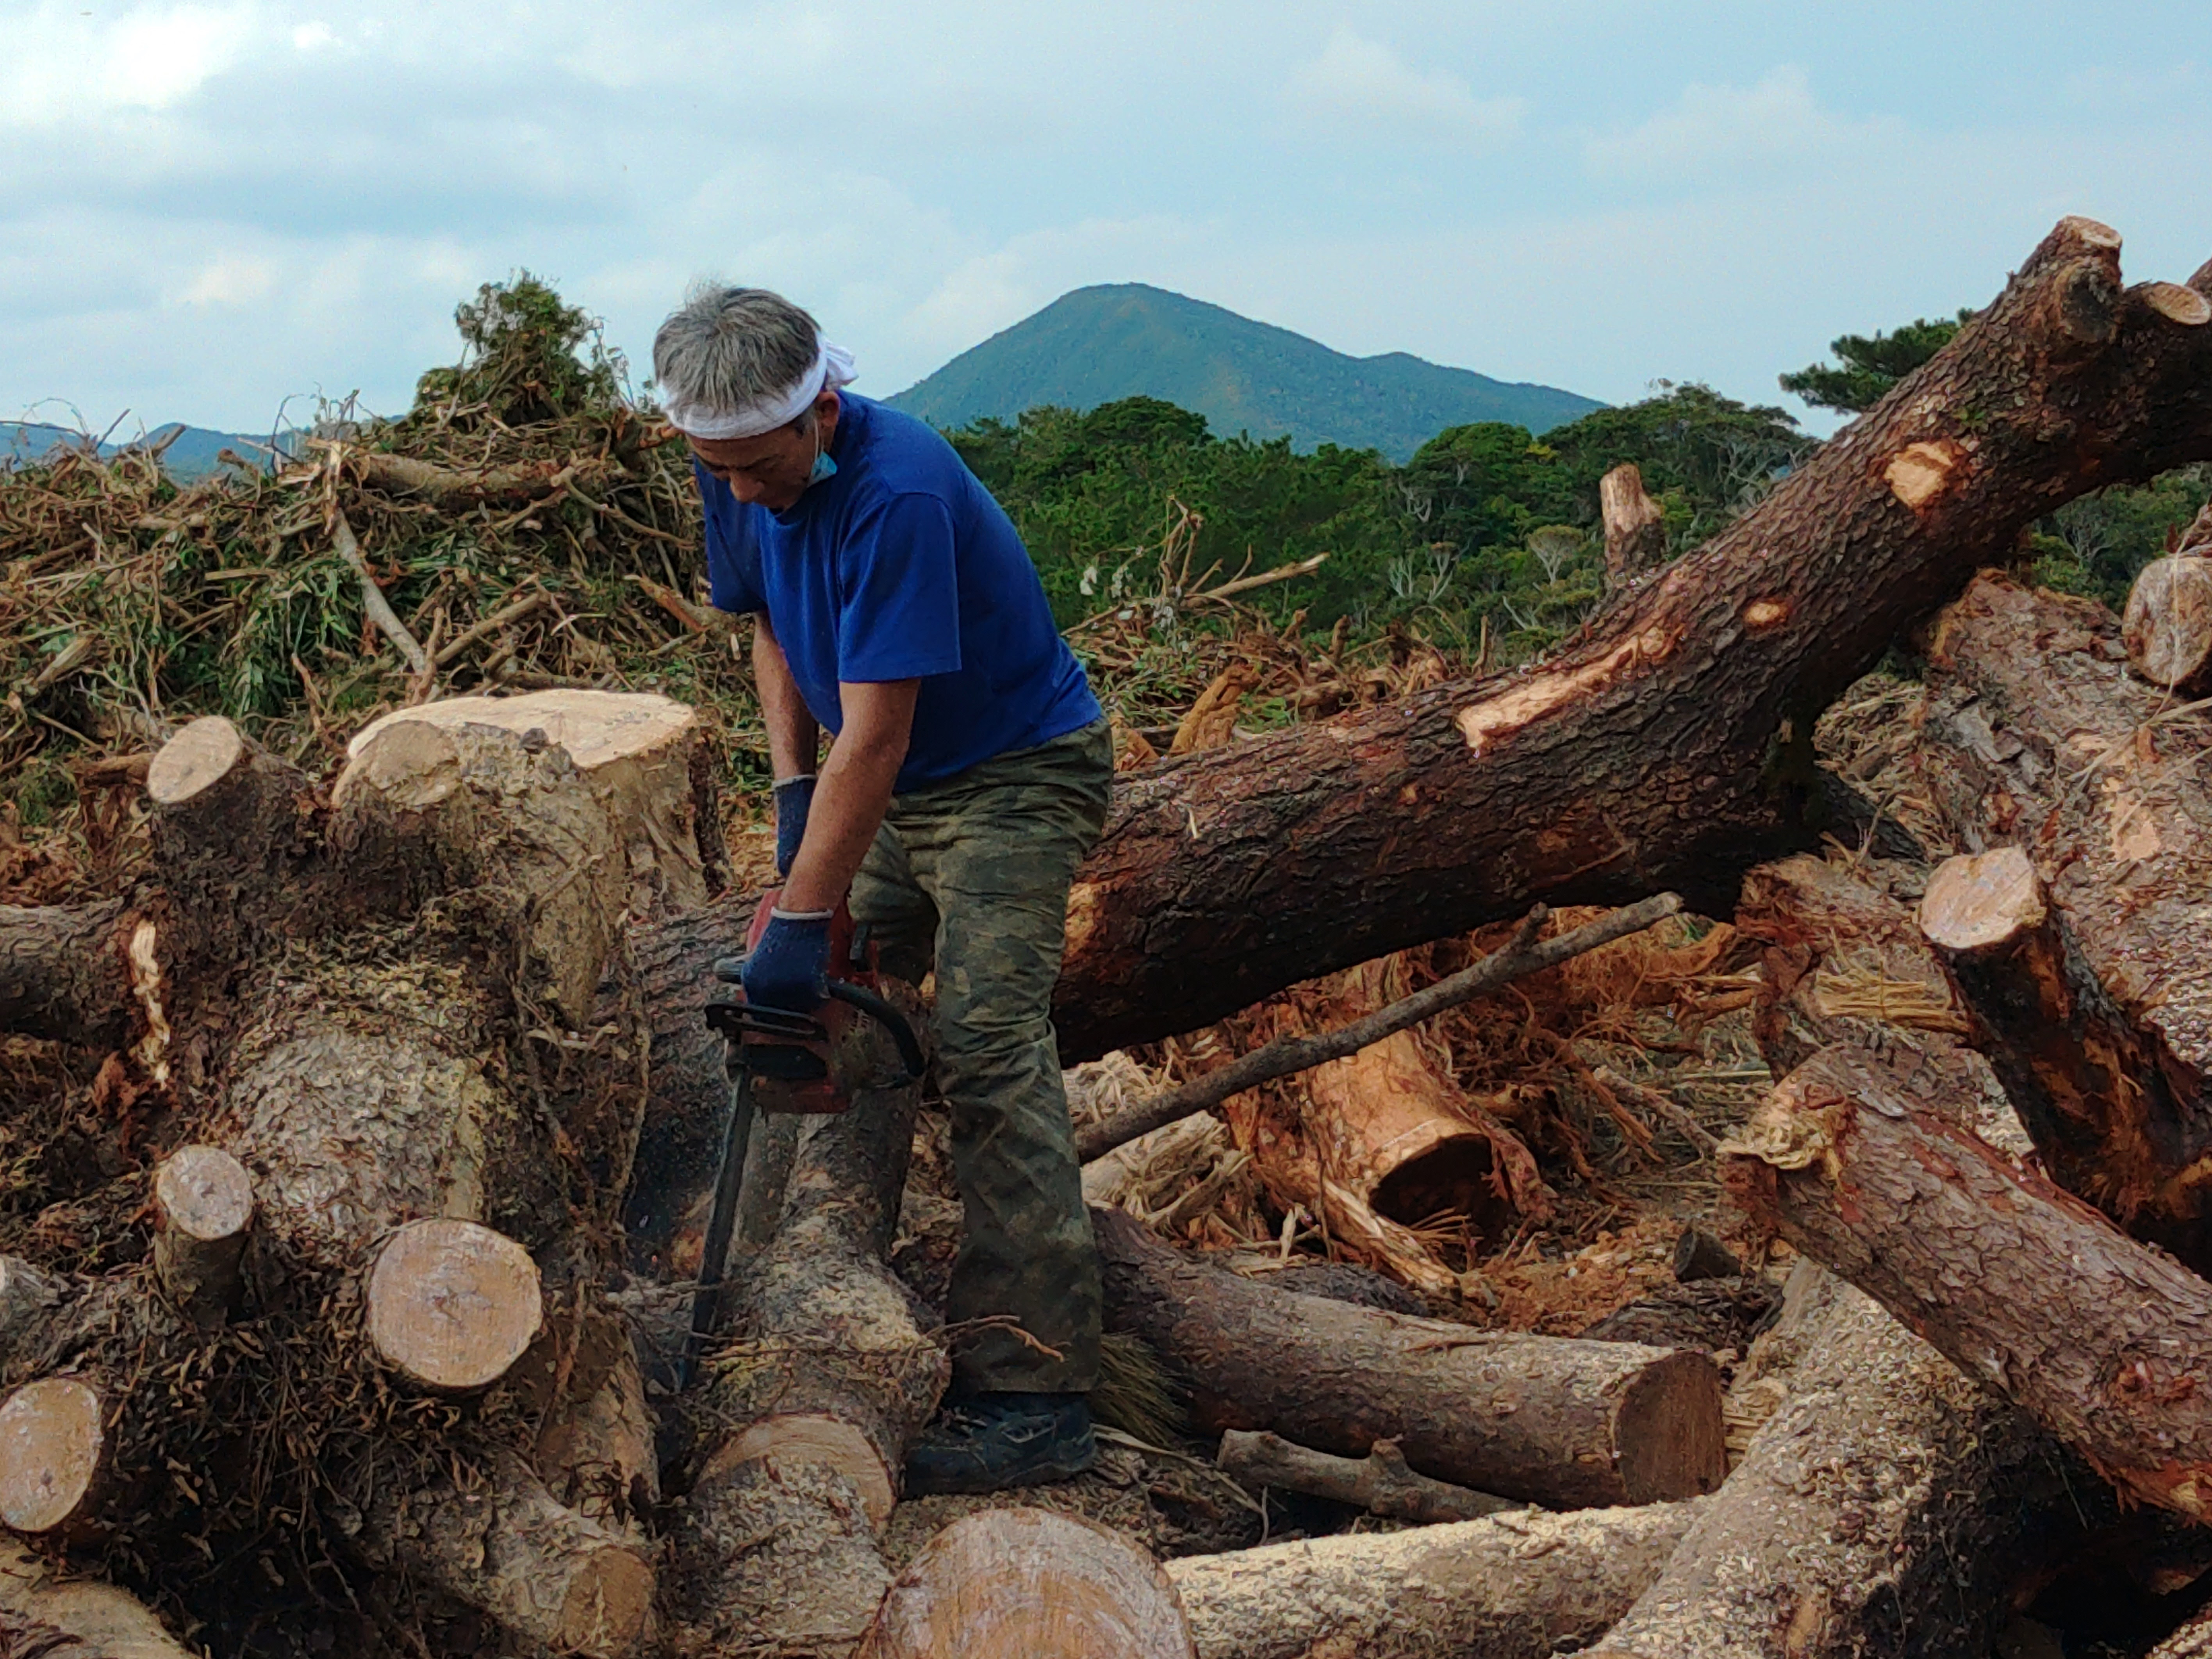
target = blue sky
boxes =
[3,1,2208,439]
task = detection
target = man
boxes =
[653,284,1113,1495]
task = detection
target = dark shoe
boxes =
[903,1391,1097,1495]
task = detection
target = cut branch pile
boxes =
[8,213,2212,1657]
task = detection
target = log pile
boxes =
[8,213,2212,1655]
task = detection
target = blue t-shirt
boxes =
[697,393,1101,794]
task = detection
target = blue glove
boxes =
[772,775,816,878]
[742,908,833,1013]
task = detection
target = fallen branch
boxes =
[432,589,551,668]
[1074,894,1682,1161]
[1723,1043,2212,1522]
[331,510,430,676]
[1217,1429,1520,1523]
[352,450,606,508]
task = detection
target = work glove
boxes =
[742,906,833,1013]
[772,775,816,878]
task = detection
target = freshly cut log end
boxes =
[152,1145,253,1328]
[145,715,244,806]
[0,1543,195,1659]
[859,1507,1195,1659]
[0,1378,104,1536]
[1601,462,1668,584]
[1167,1500,1700,1659]
[365,1218,542,1392]
[697,1412,895,1528]
[337,688,698,782]
[549,1546,655,1657]
[2123,553,2212,693]
[1613,1350,1732,1504]
[1918,846,2044,954]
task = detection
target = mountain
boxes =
[887,284,1602,461]
[2,422,283,479]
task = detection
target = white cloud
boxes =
[2,2,261,128]
[1584,65,1892,180]
[291,21,338,52]
[1285,25,1526,141]
[178,255,277,305]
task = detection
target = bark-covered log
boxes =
[0,1543,195,1659]
[150,1145,252,1329]
[1095,1206,1726,1508]
[1168,1499,1700,1659]
[1724,1043,2212,1522]
[1912,572,2212,1267]
[360,1450,655,1659]
[0,899,133,1048]
[859,1508,1194,1659]
[1217,1429,1521,1522]
[1586,1260,2077,1659]
[671,994,948,1652]
[1048,220,2212,1058]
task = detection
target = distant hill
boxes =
[2,422,283,479]
[887,284,1602,461]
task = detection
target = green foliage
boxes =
[2025,464,2212,607]
[1780,310,1977,414]
[955,384,1809,663]
[408,272,627,428]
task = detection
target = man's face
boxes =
[688,392,839,513]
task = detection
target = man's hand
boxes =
[740,907,834,1012]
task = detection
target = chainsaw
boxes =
[679,891,926,1387]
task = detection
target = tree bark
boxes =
[1723,1042,2212,1522]
[859,1508,1195,1659]
[1585,1259,2078,1659]
[1601,462,1667,585]
[1167,1499,1700,1659]
[1911,571,2212,1268]
[0,899,133,1048]
[1047,218,2212,1058]
[1216,1429,1521,1523]
[1094,1206,1726,1508]
[150,1145,252,1329]
[671,993,949,1653]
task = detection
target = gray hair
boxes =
[652,284,821,424]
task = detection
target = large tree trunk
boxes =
[1910,572,2212,1270]
[1586,1258,2083,1659]
[1724,1041,2212,1523]
[1167,1498,1701,1659]
[670,995,949,1654]
[1050,220,2212,1058]
[1094,1206,1726,1509]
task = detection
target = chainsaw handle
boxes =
[826,981,927,1081]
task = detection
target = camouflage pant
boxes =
[850,719,1113,1394]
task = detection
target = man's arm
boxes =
[780,678,919,914]
[753,618,820,780]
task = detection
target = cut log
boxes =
[1586,1259,2076,1659]
[151,1145,252,1329]
[362,1451,654,1659]
[0,1261,66,1381]
[2123,551,2212,692]
[1095,1205,1725,1508]
[629,219,2212,1065]
[0,899,132,1048]
[364,1218,543,1393]
[1724,1043,2212,1522]
[1912,572,2212,1267]
[1167,1499,1700,1659]
[535,1318,660,1522]
[1217,1429,1521,1522]
[332,689,708,1021]
[0,1544,195,1659]
[1600,461,1668,585]
[859,1507,1194,1659]
[671,990,948,1652]
[0,1377,109,1538]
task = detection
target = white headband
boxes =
[665,339,857,440]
